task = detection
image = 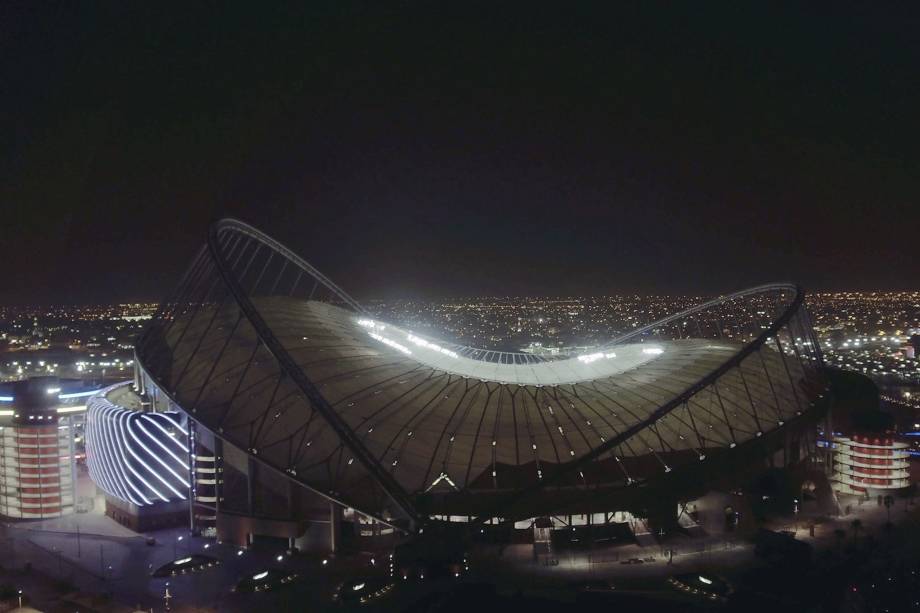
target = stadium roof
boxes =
[136,219,828,528]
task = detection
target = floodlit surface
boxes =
[353,315,670,385]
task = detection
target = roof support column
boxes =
[330,502,342,554]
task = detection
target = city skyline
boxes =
[3,290,918,385]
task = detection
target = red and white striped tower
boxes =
[831,433,910,497]
[0,377,78,520]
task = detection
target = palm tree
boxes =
[851,518,863,544]
[833,528,846,551]
[883,520,894,536]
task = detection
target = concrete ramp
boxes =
[630,518,658,547]
[677,509,707,537]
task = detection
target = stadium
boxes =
[87,219,833,553]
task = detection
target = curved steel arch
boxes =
[206,219,420,525]
[598,283,804,349]
[210,218,366,314]
[476,283,824,519]
[393,283,806,365]
[134,221,417,530]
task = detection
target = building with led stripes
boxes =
[85,383,190,530]
[84,219,832,551]
[830,434,910,496]
[0,377,97,519]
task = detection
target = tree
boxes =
[833,528,846,551]
[851,518,863,544]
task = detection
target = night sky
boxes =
[3,4,919,304]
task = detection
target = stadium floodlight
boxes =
[368,332,412,355]
[58,389,101,399]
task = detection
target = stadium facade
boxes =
[85,219,833,551]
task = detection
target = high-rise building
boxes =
[0,377,95,519]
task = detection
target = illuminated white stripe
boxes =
[119,424,173,503]
[106,405,152,506]
[98,404,142,505]
[126,418,188,496]
[90,404,133,505]
[106,405,149,506]
[0,396,13,402]
[127,415,188,485]
[114,409,158,504]
[136,420,189,469]
[117,413,167,503]
[102,404,144,505]
[140,414,190,453]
